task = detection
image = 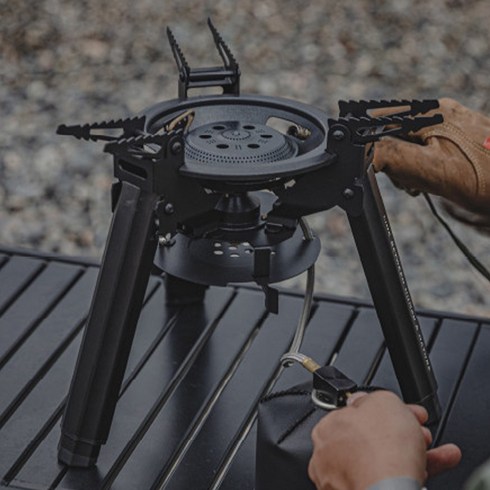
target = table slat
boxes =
[429,324,489,490]
[0,262,83,363]
[0,256,45,314]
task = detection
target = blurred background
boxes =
[1,0,489,315]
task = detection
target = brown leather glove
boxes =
[373,98,490,220]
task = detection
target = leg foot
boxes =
[58,433,100,467]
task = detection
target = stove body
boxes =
[56,20,441,467]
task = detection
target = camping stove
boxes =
[56,19,441,467]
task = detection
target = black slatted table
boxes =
[0,248,488,490]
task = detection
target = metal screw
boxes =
[342,188,355,200]
[164,203,174,214]
[332,129,345,141]
[171,141,183,154]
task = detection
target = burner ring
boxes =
[185,121,298,167]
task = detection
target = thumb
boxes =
[426,443,462,477]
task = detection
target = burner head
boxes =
[185,121,298,168]
[144,95,333,186]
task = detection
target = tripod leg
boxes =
[347,166,440,421]
[58,181,160,467]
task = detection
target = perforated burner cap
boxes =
[185,121,298,168]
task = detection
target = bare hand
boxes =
[308,391,461,490]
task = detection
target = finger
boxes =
[421,426,433,447]
[307,458,318,485]
[407,404,429,425]
[426,444,462,477]
[346,390,400,408]
[372,137,444,195]
[308,457,323,488]
[348,390,404,409]
[346,391,368,406]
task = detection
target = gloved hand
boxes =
[373,98,490,221]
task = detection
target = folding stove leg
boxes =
[347,166,441,421]
[58,180,160,467]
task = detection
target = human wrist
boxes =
[366,476,423,490]
[349,447,424,490]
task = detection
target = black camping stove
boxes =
[56,19,443,467]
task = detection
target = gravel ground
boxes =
[1,0,489,316]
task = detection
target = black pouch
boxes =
[255,368,380,490]
[255,381,329,490]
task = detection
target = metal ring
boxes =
[311,389,339,410]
